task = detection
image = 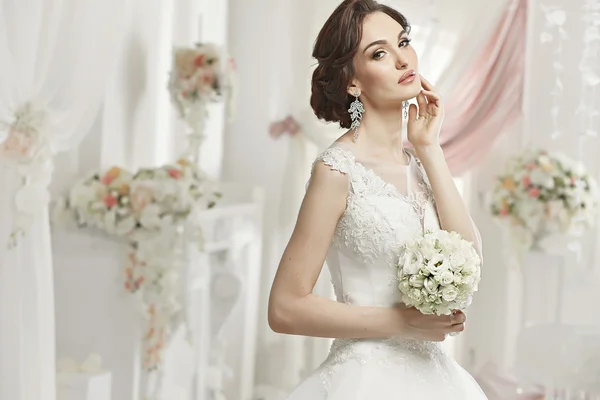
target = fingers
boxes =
[408,103,418,122]
[449,310,466,325]
[421,89,441,108]
[416,91,427,118]
[419,74,436,91]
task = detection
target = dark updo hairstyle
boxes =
[310,0,410,128]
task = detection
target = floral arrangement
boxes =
[489,148,599,250]
[1,102,53,248]
[396,230,482,316]
[167,42,236,163]
[53,158,220,370]
[168,42,236,128]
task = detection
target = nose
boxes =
[394,50,409,70]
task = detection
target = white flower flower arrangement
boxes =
[489,148,599,249]
[168,42,236,128]
[53,158,220,370]
[396,230,482,316]
[0,102,53,248]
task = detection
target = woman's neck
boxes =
[356,109,406,162]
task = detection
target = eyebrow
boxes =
[362,30,408,54]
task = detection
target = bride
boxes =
[268,0,487,398]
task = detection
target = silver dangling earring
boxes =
[348,92,365,141]
[402,100,409,119]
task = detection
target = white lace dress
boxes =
[286,143,487,400]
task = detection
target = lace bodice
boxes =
[297,144,489,399]
[313,143,441,308]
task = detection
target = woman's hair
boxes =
[310,0,410,128]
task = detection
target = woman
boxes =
[268,0,487,398]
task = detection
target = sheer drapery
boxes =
[436,0,526,173]
[0,1,130,399]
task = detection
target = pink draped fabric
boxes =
[428,0,527,174]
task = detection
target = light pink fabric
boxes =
[414,0,527,174]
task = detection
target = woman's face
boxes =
[349,12,420,108]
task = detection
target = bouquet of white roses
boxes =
[489,148,598,248]
[396,230,482,316]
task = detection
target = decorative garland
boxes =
[53,158,221,370]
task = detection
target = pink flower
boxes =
[100,167,122,185]
[168,169,182,179]
[500,207,509,216]
[193,54,206,68]
[195,70,215,93]
[526,163,536,171]
[103,194,118,208]
[0,129,38,162]
[528,188,541,198]
[522,176,531,187]
[130,186,154,213]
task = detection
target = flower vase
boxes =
[184,102,208,164]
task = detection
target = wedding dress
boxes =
[286,143,487,400]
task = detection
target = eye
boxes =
[372,50,386,60]
[399,38,412,48]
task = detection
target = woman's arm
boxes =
[407,75,483,258]
[268,159,466,341]
[416,145,483,258]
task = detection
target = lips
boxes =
[398,70,416,84]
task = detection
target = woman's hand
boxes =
[395,306,466,342]
[406,75,445,150]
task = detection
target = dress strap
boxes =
[313,146,356,176]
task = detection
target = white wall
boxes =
[224,0,295,391]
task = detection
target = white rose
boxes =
[424,278,439,294]
[419,303,435,315]
[115,216,136,236]
[450,252,467,269]
[401,250,422,275]
[427,294,439,303]
[453,273,463,284]
[424,254,448,276]
[398,279,410,293]
[408,288,423,302]
[408,275,425,288]
[462,258,479,276]
[463,274,476,287]
[441,286,459,302]
[70,184,98,209]
[419,237,438,259]
[440,270,455,285]
[436,305,452,316]
[140,204,162,228]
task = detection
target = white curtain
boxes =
[259,0,512,396]
[0,1,130,399]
